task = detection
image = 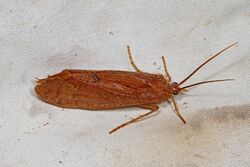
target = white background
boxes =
[0,0,250,166]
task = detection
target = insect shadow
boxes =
[188,104,250,132]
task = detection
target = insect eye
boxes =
[173,90,179,95]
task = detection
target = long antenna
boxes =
[178,42,238,86]
[180,79,234,90]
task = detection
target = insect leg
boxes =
[162,56,172,82]
[170,97,186,124]
[109,105,159,134]
[127,46,141,72]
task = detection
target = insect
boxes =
[35,42,238,134]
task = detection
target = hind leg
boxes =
[109,104,159,134]
[127,46,141,72]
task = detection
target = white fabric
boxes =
[1,0,250,166]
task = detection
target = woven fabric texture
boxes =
[0,1,250,166]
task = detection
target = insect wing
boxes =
[35,70,170,109]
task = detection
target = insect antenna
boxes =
[180,79,234,90]
[178,42,238,86]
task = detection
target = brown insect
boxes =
[35,42,238,134]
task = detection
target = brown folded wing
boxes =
[35,70,172,109]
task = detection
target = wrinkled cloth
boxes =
[0,1,250,166]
